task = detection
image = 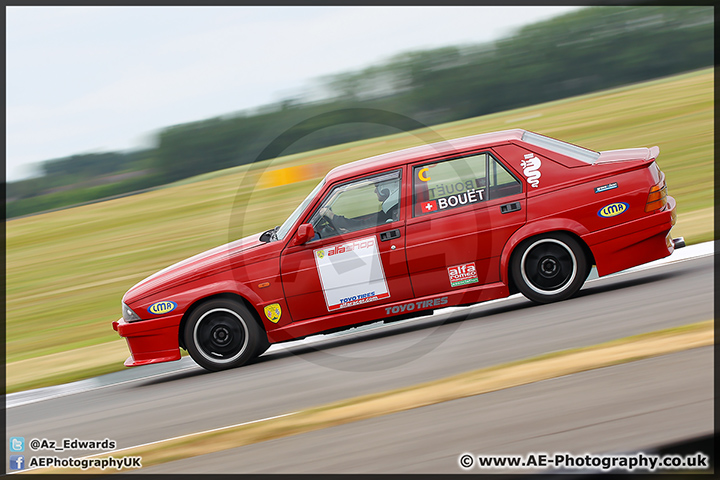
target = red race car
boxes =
[113,129,682,371]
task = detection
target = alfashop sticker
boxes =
[314,235,390,312]
[448,262,479,287]
[520,153,542,188]
[147,301,177,315]
[264,303,282,323]
[384,296,448,315]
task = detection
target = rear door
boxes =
[406,151,526,298]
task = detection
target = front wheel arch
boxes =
[182,296,269,371]
[178,292,266,351]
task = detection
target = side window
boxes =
[413,153,487,216]
[413,152,521,216]
[488,155,523,198]
[308,170,401,240]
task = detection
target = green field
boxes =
[6,67,713,391]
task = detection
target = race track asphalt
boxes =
[133,346,714,474]
[6,255,714,474]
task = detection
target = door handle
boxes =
[500,201,522,214]
[379,229,401,242]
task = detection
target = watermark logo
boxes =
[229,108,496,371]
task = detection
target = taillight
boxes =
[645,180,668,212]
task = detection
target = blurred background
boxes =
[5,6,714,391]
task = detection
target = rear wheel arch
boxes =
[508,231,592,303]
[503,228,595,296]
[500,220,592,286]
[508,230,594,271]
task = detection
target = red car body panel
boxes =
[114,129,678,367]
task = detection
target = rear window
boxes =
[522,131,600,164]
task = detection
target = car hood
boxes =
[124,233,265,303]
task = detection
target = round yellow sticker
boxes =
[418,167,430,182]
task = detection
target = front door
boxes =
[280,169,414,323]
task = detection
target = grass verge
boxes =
[23,319,713,474]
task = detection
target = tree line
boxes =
[6,6,713,218]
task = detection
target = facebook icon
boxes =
[10,455,25,470]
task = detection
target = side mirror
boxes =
[293,223,314,245]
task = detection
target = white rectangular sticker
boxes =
[313,235,390,311]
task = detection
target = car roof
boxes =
[325,129,526,184]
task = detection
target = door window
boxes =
[413,152,521,216]
[308,170,401,240]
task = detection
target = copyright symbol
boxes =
[459,453,474,469]
[30,438,41,450]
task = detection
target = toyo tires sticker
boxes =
[314,235,390,312]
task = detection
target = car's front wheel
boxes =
[511,233,588,304]
[184,299,267,371]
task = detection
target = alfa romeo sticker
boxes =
[448,262,479,287]
[264,303,282,323]
[314,236,390,311]
[520,153,542,188]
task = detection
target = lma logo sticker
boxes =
[598,202,629,218]
[148,301,177,315]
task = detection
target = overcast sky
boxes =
[6,6,582,181]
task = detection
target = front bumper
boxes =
[112,313,183,367]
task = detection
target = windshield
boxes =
[275,178,325,241]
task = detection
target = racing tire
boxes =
[184,299,267,371]
[511,233,588,304]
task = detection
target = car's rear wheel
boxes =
[184,299,267,371]
[511,233,588,304]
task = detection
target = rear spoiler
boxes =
[595,146,659,165]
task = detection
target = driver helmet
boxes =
[375,179,400,214]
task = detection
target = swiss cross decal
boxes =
[421,200,438,212]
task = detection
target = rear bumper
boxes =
[112,313,182,367]
[584,196,677,277]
